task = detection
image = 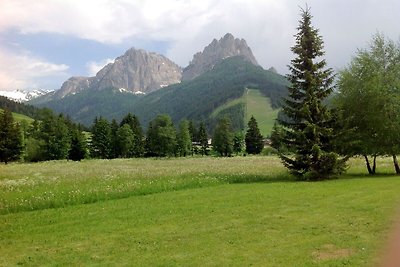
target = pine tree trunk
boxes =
[364,155,373,175]
[393,155,400,175]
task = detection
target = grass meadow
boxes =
[1,156,400,266]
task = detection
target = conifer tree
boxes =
[90,117,111,159]
[69,129,87,161]
[116,124,135,158]
[245,116,264,154]
[198,121,209,156]
[0,109,23,164]
[120,113,144,157]
[40,114,70,160]
[277,7,346,180]
[233,132,244,155]
[177,120,192,157]
[212,117,233,157]
[110,119,119,158]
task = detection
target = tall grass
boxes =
[0,157,287,214]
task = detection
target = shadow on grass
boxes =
[222,173,296,184]
[340,172,400,179]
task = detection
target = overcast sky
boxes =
[0,0,399,91]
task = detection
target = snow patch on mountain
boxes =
[0,89,53,102]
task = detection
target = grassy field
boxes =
[245,89,280,136]
[1,156,400,266]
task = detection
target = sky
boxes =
[0,0,399,91]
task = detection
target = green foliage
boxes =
[90,117,111,159]
[68,129,87,161]
[120,113,144,157]
[197,121,209,156]
[0,109,23,164]
[277,8,346,180]
[39,113,70,161]
[146,114,177,157]
[233,132,245,155]
[245,116,264,154]
[24,137,45,162]
[212,117,233,157]
[116,124,135,158]
[335,34,400,174]
[177,120,192,157]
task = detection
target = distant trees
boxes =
[212,117,233,157]
[177,120,192,157]
[0,109,23,164]
[69,129,87,161]
[245,116,263,154]
[273,8,346,180]
[335,34,400,174]
[90,117,111,159]
[120,113,144,157]
[197,122,209,156]
[233,132,244,155]
[146,114,177,157]
[40,114,70,160]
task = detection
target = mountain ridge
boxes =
[182,33,259,81]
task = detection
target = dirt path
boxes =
[379,212,400,267]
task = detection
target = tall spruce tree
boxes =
[0,109,23,164]
[277,7,346,180]
[245,116,264,154]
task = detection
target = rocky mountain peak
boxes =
[182,33,259,81]
[55,48,182,99]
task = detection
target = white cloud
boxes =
[1,0,400,86]
[86,58,115,76]
[0,49,69,90]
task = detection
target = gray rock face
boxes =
[56,48,182,98]
[182,33,259,81]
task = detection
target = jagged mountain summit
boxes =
[182,33,259,81]
[54,48,182,99]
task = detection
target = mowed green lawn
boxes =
[1,157,400,266]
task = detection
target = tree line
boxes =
[0,108,264,163]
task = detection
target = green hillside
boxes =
[210,88,279,136]
[0,108,34,124]
[0,96,42,121]
[245,89,279,136]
